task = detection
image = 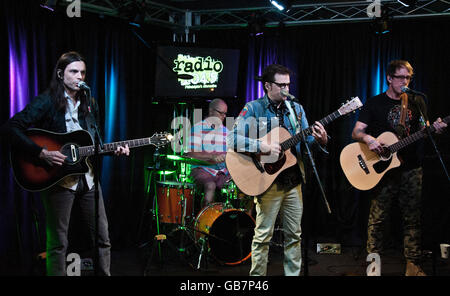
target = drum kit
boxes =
[142,153,255,273]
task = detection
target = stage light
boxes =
[372,17,390,35]
[40,0,58,12]
[269,0,292,12]
[128,1,147,27]
[397,0,417,7]
[248,13,266,36]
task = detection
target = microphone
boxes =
[401,86,430,126]
[280,89,297,101]
[77,81,90,90]
[401,86,424,96]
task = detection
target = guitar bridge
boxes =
[357,154,369,174]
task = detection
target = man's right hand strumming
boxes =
[39,149,67,166]
[260,141,281,158]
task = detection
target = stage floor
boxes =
[111,244,450,277]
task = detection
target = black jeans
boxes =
[42,177,111,276]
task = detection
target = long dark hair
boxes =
[45,51,89,115]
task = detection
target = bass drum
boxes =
[194,203,255,265]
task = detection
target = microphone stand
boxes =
[284,99,331,277]
[284,99,331,214]
[415,97,449,182]
[84,88,104,276]
[412,94,449,276]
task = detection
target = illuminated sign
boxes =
[173,54,224,90]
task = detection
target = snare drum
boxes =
[194,202,255,265]
[156,181,195,224]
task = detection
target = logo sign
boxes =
[367,0,381,18]
[173,54,224,90]
[66,0,81,18]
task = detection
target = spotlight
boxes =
[248,14,266,36]
[269,0,292,12]
[397,0,417,7]
[129,1,147,27]
[372,17,390,35]
[40,0,58,12]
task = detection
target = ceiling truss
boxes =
[63,0,450,30]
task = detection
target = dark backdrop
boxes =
[1,1,449,275]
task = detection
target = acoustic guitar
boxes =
[10,128,173,191]
[226,97,363,196]
[340,115,449,190]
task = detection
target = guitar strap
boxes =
[284,100,307,184]
[84,97,103,146]
[85,112,97,140]
[396,93,409,138]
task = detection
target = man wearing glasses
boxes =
[186,99,230,208]
[228,64,328,276]
[352,60,447,276]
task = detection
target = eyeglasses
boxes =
[214,109,227,116]
[271,81,290,89]
[392,75,413,81]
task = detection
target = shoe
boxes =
[405,261,426,276]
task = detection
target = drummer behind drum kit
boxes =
[143,153,255,273]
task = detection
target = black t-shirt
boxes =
[358,92,426,169]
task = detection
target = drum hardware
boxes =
[140,162,198,274]
[142,153,257,272]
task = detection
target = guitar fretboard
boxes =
[78,138,153,156]
[388,115,449,152]
[280,110,341,151]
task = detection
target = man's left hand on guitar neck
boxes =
[114,144,130,156]
[311,121,328,146]
[432,117,447,134]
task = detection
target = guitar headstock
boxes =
[338,97,363,116]
[150,132,174,148]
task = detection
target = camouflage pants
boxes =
[367,167,423,263]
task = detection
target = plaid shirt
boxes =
[189,117,228,176]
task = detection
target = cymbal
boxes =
[161,154,212,166]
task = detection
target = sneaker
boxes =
[405,261,426,276]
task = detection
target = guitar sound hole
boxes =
[373,157,392,174]
[60,143,79,164]
[263,153,286,175]
[379,147,392,161]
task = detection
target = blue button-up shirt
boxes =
[227,94,322,155]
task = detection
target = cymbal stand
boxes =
[164,178,197,267]
[222,180,236,209]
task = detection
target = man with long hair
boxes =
[1,51,129,275]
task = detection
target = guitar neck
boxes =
[79,138,153,157]
[389,115,449,153]
[389,126,434,153]
[281,110,341,151]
